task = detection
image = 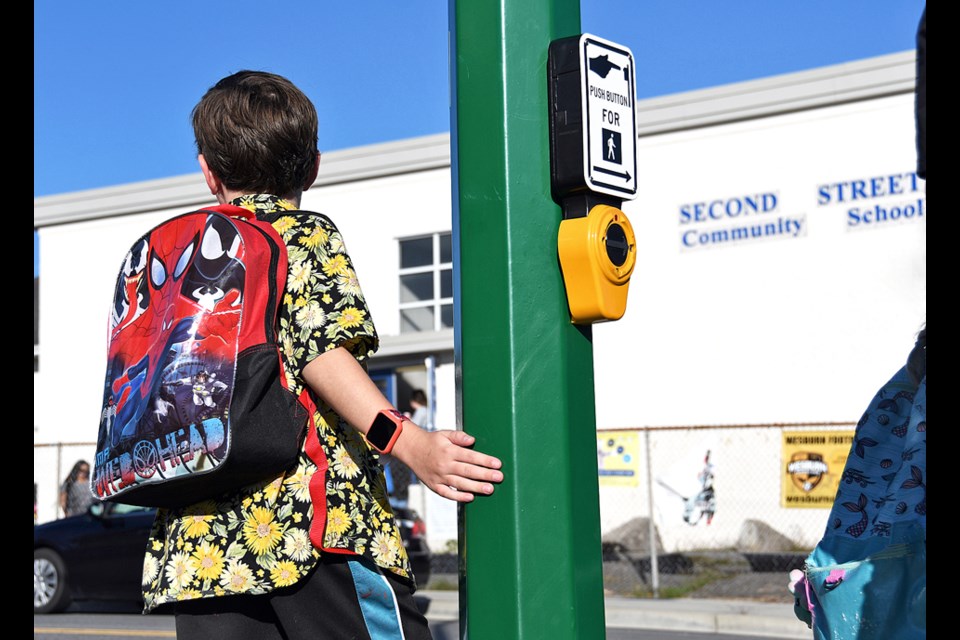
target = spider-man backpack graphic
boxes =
[92,205,308,508]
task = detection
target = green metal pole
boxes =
[450,1,606,638]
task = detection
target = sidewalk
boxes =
[419,590,809,639]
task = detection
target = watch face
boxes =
[367,412,399,452]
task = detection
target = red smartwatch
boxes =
[366,409,406,454]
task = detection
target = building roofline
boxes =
[33,134,452,228]
[35,51,915,228]
[635,51,915,136]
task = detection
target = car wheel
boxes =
[34,548,71,614]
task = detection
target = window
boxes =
[398,232,453,333]
[369,370,397,406]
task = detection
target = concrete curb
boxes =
[418,591,810,639]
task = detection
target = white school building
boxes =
[34,51,925,553]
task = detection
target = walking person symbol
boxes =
[602,128,621,164]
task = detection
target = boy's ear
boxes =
[303,152,321,191]
[198,154,222,197]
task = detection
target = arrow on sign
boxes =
[592,166,632,181]
[588,54,622,79]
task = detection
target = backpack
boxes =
[91,204,308,508]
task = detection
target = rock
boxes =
[601,517,665,554]
[736,519,797,552]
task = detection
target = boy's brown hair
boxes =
[192,70,318,198]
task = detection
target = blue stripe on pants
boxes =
[347,559,406,639]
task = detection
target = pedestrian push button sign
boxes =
[580,34,637,200]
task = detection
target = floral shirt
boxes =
[142,195,412,612]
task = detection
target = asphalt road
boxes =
[34,612,790,640]
[34,587,804,640]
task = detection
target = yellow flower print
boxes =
[295,295,307,308]
[236,195,257,211]
[288,260,313,293]
[373,494,392,517]
[276,199,297,211]
[282,528,313,562]
[242,496,253,509]
[332,445,361,478]
[293,512,304,523]
[370,530,400,566]
[300,225,330,249]
[152,540,163,551]
[219,559,255,593]
[142,554,159,587]
[284,292,293,305]
[184,514,213,539]
[335,307,365,330]
[336,272,362,298]
[282,334,296,361]
[322,254,349,277]
[242,507,283,556]
[295,301,326,331]
[284,468,312,503]
[326,505,352,537]
[190,541,226,581]
[322,293,333,304]
[185,500,218,515]
[165,551,196,591]
[264,476,283,503]
[270,560,300,587]
[274,216,297,234]
[177,589,204,601]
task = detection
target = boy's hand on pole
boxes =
[393,425,503,502]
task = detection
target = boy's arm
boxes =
[302,346,504,503]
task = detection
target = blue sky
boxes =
[34,1,925,274]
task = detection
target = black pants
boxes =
[171,555,433,640]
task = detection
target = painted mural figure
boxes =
[657,449,717,526]
[689,450,716,525]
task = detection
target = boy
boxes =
[142,70,504,640]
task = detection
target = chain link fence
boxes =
[35,422,855,602]
[419,423,856,601]
[590,423,856,601]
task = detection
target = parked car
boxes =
[33,502,155,614]
[394,503,432,588]
[34,501,432,614]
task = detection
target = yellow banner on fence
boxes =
[597,431,639,486]
[781,430,855,508]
